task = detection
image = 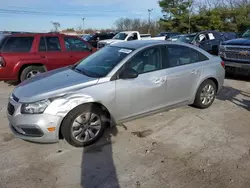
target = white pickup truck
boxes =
[97,31,155,49]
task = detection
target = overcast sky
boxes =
[0,0,163,32]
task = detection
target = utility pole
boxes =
[188,0,192,34]
[148,9,153,34]
[81,17,85,33]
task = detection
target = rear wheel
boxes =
[193,79,217,109]
[20,66,45,82]
[61,104,107,147]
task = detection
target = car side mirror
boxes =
[119,68,138,79]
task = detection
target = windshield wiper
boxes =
[70,66,90,76]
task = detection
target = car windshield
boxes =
[156,32,166,37]
[71,46,133,78]
[113,33,128,40]
[242,29,250,38]
[169,35,182,41]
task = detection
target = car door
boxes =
[38,36,70,70]
[162,44,208,106]
[114,46,168,120]
[209,32,221,55]
[63,36,93,64]
[196,33,212,52]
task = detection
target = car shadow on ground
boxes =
[81,126,120,188]
[3,81,19,86]
[225,74,250,82]
[217,85,250,111]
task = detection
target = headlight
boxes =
[21,99,51,114]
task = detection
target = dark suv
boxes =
[84,32,116,48]
[0,33,95,82]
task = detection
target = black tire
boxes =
[20,66,45,82]
[61,104,107,147]
[193,79,217,109]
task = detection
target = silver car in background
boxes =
[7,40,225,147]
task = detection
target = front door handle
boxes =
[153,77,166,84]
[191,70,198,74]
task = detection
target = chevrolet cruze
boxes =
[7,40,225,147]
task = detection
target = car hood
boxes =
[99,39,123,44]
[222,38,250,46]
[13,67,99,103]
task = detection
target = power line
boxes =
[4,5,160,14]
[0,8,145,16]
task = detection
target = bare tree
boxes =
[51,22,61,32]
[114,18,125,31]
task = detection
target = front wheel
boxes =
[61,104,107,147]
[193,80,217,109]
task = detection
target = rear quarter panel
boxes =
[1,52,46,80]
[199,56,225,92]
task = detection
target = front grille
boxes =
[7,103,15,115]
[226,47,250,52]
[98,43,106,49]
[225,51,250,61]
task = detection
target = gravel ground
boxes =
[0,77,249,188]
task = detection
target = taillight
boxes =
[221,60,225,68]
[0,56,5,67]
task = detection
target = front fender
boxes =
[44,93,96,117]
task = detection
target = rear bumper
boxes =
[0,67,17,81]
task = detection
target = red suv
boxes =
[0,33,95,82]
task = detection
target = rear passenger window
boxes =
[162,45,209,68]
[39,36,61,52]
[2,37,34,52]
[46,37,61,51]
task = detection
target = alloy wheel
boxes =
[71,112,102,143]
[200,84,215,105]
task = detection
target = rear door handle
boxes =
[40,56,46,58]
[191,70,198,74]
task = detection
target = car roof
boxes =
[111,40,213,57]
[8,33,76,37]
[111,40,168,49]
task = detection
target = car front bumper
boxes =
[7,98,63,144]
[224,61,250,69]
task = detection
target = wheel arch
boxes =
[58,101,113,140]
[198,76,219,93]
[191,76,219,104]
[18,63,47,81]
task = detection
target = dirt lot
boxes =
[0,77,250,188]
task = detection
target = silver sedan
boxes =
[7,40,225,147]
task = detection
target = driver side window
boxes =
[125,47,162,74]
[64,37,90,52]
